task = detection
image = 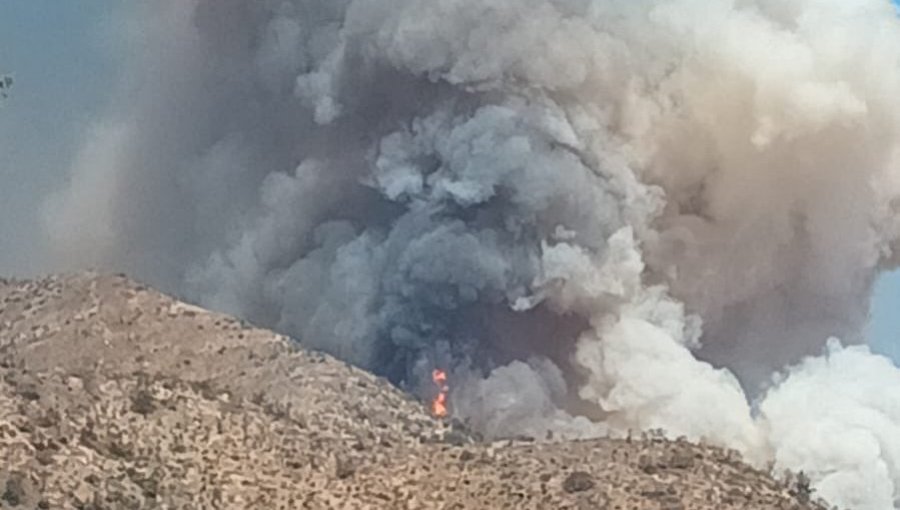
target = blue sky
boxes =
[0,1,127,274]
[870,273,900,360]
[1,1,899,363]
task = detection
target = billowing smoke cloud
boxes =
[44,1,900,508]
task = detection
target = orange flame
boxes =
[431,369,449,418]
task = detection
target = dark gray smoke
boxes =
[44,1,900,508]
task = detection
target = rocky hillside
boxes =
[0,273,827,509]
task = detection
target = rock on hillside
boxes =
[0,273,827,509]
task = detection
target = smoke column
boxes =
[44,1,900,508]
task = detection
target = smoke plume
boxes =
[44,1,900,508]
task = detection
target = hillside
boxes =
[0,273,826,509]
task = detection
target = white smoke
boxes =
[762,340,900,510]
[44,1,900,508]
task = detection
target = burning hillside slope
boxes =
[0,273,824,509]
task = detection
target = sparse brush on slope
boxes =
[0,274,828,509]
